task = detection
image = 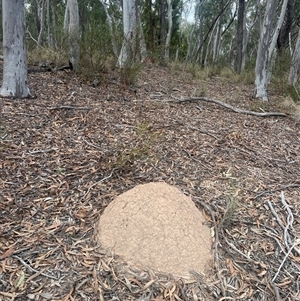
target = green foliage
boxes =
[120,63,143,86]
[27,45,69,67]
[271,51,292,87]
[284,85,300,103]
[282,96,300,122]
[142,0,183,62]
[111,121,161,170]
[79,20,116,79]
[219,169,240,229]
[249,99,269,112]
[25,0,66,50]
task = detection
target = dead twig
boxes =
[269,277,281,301]
[81,169,116,204]
[13,255,58,280]
[254,184,300,199]
[156,97,287,117]
[48,105,91,110]
[194,199,226,297]
[272,239,300,282]
[26,148,59,155]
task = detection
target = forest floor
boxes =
[1,62,300,301]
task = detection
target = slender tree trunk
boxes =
[98,0,119,57]
[51,2,57,48]
[1,0,32,98]
[288,27,300,85]
[65,0,80,70]
[138,12,147,62]
[160,0,165,56]
[267,0,289,80]
[204,18,219,66]
[64,0,70,33]
[236,0,245,73]
[164,0,172,62]
[254,0,279,101]
[148,0,154,52]
[79,0,86,39]
[278,0,294,51]
[46,0,51,47]
[37,0,45,46]
[195,0,232,62]
[212,19,221,63]
[33,0,41,37]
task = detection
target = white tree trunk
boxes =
[46,0,52,47]
[138,16,147,62]
[241,1,258,71]
[236,0,245,73]
[212,19,221,63]
[64,0,70,33]
[98,0,119,57]
[254,0,279,101]
[164,0,173,62]
[0,0,32,98]
[267,0,289,83]
[37,0,45,46]
[288,27,300,85]
[118,0,146,68]
[204,18,218,66]
[65,0,80,70]
[119,0,137,67]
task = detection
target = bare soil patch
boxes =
[1,63,300,300]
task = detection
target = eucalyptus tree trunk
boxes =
[267,0,289,79]
[46,0,51,47]
[254,0,279,101]
[118,0,146,68]
[164,0,173,62]
[32,0,41,39]
[288,27,300,85]
[203,17,219,66]
[98,0,119,57]
[236,0,245,73]
[186,1,204,63]
[212,19,221,63]
[241,1,259,70]
[64,0,80,70]
[278,0,294,51]
[0,0,32,98]
[148,0,154,52]
[195,0,232,65]
[37,0,45,46]
[51,2,57,48]
[119,0,137,67]
[160,0,166,56]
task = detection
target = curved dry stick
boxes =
[166,97,287,117]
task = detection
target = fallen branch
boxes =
[159,97,287,117]
[13,255,58,280]
[81,169,115,205]
[48,106,91,110]
[254,183,300,199]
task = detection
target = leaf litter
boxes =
[1,63,300,300]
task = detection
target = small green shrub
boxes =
[120,62,142,86]
[282,96,300,122]
[27,46,69,67]
[111,121,161,170]
[285,85,300,102]
[220,195,239,228]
